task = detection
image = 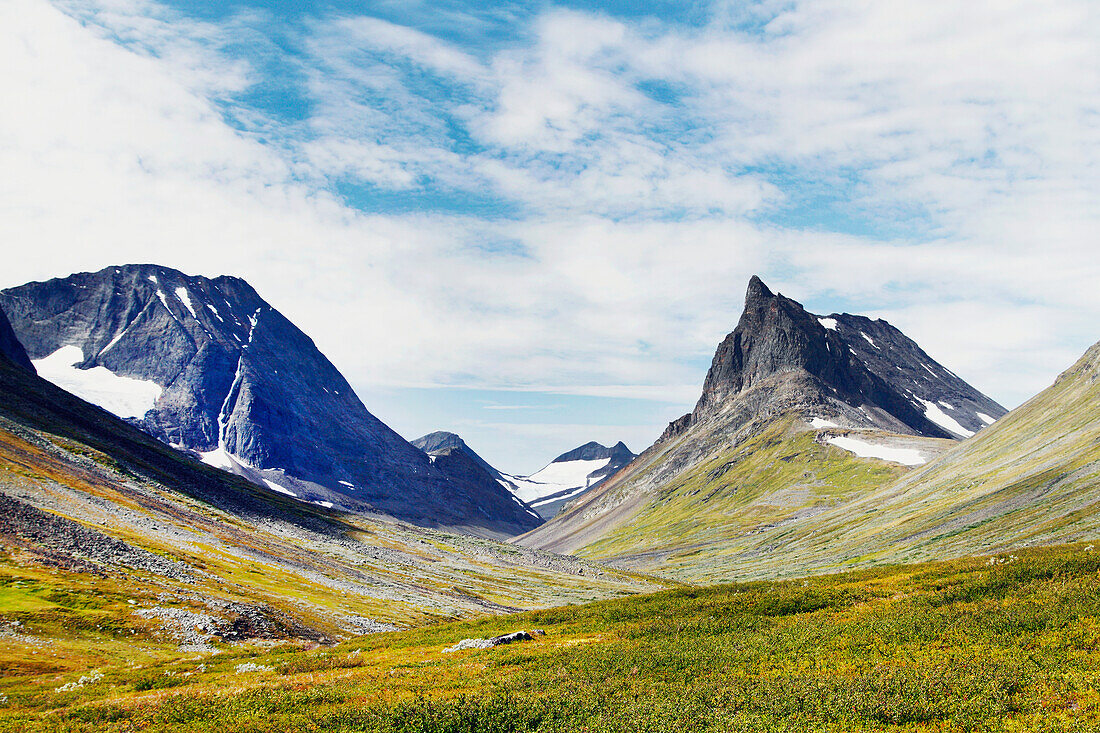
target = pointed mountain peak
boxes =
[745,275,774,303]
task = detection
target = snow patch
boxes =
[507,457,611,503]
[826,436,926,466]
[32,346,162,419]
[917,398,975,438]
[338,480,356,489]
[262,478,297,498]
[859,332,879,349]
[312,501,334,509]
[809,417,839,429]
[147,275,158,284]
[976,412,997,426]
[206,304,224,322]
[818,317,838,331]
[174,287,198,319]
[938,400,955,410]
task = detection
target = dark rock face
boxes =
[0,305,33,373]
[689,275,1005,439]
[425,447,542,532]
[411,433,543,534]
[412,431,504,482]
[0,265,540,536]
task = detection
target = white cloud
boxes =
[1,0,1098,469]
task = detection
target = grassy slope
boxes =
[579,417,911,582]
[0,358,662,672]
[530,343,1100,585]
[1,542,1098,731]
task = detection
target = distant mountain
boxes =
[518,276,1006,564]
[412,431,542,526]
[506,441,636,519]
[412,431,505,482]
[1,265,540,537]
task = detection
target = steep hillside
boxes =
[0,323,659,655]
[0,305,33,373]
[720,337,1100,579]
[1,265,539,537]
[518,276,1003,571]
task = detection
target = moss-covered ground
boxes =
[2,541,1098,732]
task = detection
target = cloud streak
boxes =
[2,0,1098,467]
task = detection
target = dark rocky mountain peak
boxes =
[412,431,503,482]
[1,265,540,537]
[552,440,635,465]
[683,276,1006,440]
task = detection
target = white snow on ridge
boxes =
[206,304,224,322]
[860,332,879,349]
[262,478,298,498]
[530,483,592,508]
[809,417,839,429]
[818,317,838,331]
[175,287,199,319]
[976,412,997,426]
[507,457,611,503]
[917,398,975,438]
[938,401,955,410]
[32,345,162,419]
[826,436,926,466]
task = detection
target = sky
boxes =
[2,0,1098,473]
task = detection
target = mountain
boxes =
[412,432,542,526]
[0,265,539,537]
[412,431,506,482]
[506,441,636,519]
[517,276,1005,570]
[0,301,657,648]
[683,275,1003,440]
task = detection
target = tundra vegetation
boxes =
[0,541,1097,732]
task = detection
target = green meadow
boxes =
[2,541,1098,732]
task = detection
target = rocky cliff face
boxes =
[1,265,540,537]
[0,304,33,373]
[681,275,1005,441]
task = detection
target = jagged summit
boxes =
[553,441,633,464]
[1,265,540,537]
[682,276,1005,440]
[518,276,1007,557]
[504,440,637,520]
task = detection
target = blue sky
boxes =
[3,0,1099,472]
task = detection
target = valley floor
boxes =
[1,541,1098,732]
